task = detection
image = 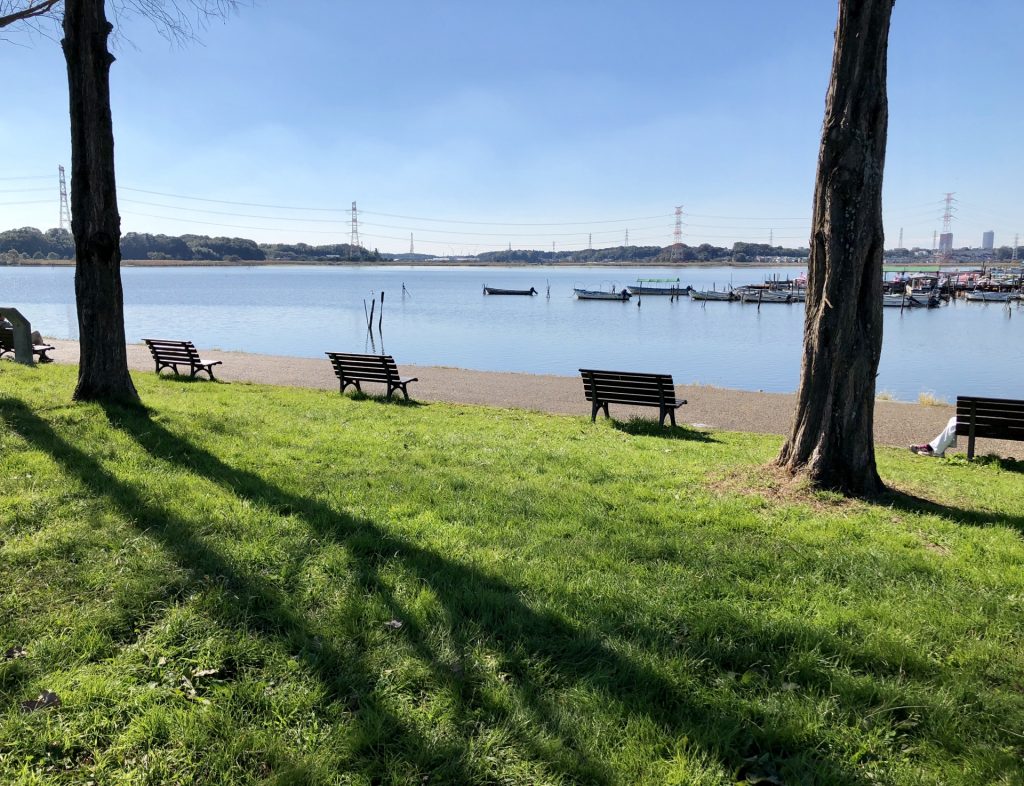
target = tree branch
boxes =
[0,0,60,29]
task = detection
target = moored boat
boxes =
[882,293,939,308]
[574,287,631,301]
[627,278,687,296]
[739,289,793,304]
[965,289,1015,303]
[483,285,538,296]
[689,289,735,301]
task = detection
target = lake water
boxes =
[2,264,1021,402]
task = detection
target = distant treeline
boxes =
[0,227,382,263]
[0,227,74,260]
[0,226,807,264]
[477,242,808,264]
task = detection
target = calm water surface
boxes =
[2,264,1021,402]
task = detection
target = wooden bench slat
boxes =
[956,398,1024,410]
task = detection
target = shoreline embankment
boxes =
[37,337,1007,457]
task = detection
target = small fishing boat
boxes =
[627,278,687,296]
[483,285,538,296]
[689,289,735,301]
[882,293,939,308]
[965,289,1014,303]
[574,287,631,301]
[739,289,793,304]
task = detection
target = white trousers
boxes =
[928,416,958,456]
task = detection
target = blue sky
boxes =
[1,0,1022,254]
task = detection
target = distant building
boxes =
[982,230,994,250]
[939,232,953,254]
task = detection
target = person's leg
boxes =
[928,416,958,456]
[911,416,957,456]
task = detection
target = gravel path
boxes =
[41,338,1015,457]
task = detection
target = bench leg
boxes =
[968,402,976,460]
[591,401,600,422]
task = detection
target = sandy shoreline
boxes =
[39,337,1013,457]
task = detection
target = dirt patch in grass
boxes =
[708,462,864,513]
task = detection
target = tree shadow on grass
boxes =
[610,417,717,442]
[0,395,961,785]
[966,454,1024,474]
[342,389,423,407]
[877,487,1024,535]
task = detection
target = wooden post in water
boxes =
[378,291,384,333]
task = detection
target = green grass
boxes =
[1,363,1022,785]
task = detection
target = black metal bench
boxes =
[326,352,418,400]
[143,338,222,379]
[956,396,1024,459]
[0,326,55,363]
[580,368,687,427]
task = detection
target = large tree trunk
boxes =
[62,0,138,403]
[776,0,893,496]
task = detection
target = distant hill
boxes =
[0,226,810,265]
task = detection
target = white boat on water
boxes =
[739,289,793,304]
[689,289,735,301]
[627,278,687,296]
[965,290,1016,303]
[574,287,631,301]
[882,292,938,308]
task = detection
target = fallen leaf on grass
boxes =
[3,646,27,661]
[193,668,220,678]
[383,619,403,630]
[21,690,61,712]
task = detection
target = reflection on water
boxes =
[1,264,1021,401]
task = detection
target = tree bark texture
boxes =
[776,0,893,495]
[62,0,139,402]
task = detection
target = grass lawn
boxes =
[1,363,1022,785]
